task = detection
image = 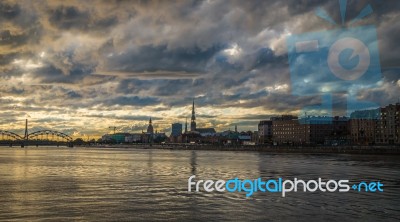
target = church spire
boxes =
[191,99,195,120]
[185,117,188,133]
[190,99,196,131]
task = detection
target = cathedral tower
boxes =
[147,118,154,134]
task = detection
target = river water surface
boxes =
[0,147,399,221]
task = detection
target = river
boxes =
[0,147,399,221]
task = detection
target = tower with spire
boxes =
[190,99,196,131]
[147,117,154,134]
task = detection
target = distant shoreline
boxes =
[2,144,399,155]
[86,144,400,155]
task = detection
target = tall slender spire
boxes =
[191,99,195,120]
[185,117,188,133]
[190,99,196,131]
[24,119,28,140]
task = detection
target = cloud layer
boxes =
[0,0,399,137]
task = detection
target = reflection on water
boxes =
[0,147,399,221]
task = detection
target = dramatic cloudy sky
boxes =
[0,0,399,138]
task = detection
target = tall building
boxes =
[171,123,182,137]
[190,99,196,131]
[376,103,400,144]
[258,120,273,144]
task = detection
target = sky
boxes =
[0,0,399,138]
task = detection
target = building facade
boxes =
[171,123,182,137]
[376,103,400,144]
[349,119,376,145]
[348,109,380,145]
[258,120,273,144]
[272,115,349,145]
[272,116,307,145]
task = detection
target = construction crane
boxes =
[109,126,116,135]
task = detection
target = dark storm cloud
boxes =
[250,48,286,69]
[0,2,21,19]
[66,90,82,99]
[32,65,93,84]
[0,30,27,46]
[105,44,224,74]
[82,113,161,121]
[29,55,97,84]
[102,96,160,106]
[49,6,90,30]
[0,52,18,65]
[48,5,118,32]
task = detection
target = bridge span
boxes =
[0,119,74,147]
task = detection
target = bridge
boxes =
[0,119,73,147]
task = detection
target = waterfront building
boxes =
[376,103,400,144]
[272,115,305,145]
[258,120,272,144]
[349,109,379,145]
[101,133,136,143]
[251,131,259,144]
[169,123,183,143]
[101,134,113,142]
[196,128,216,137]
[153,132,168,143]
[272,115,349,145]
[171,123,182,137]
[125,133,143,143]
[349,119,376,145]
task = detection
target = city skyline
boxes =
[0,0,399,138]
[3,100,398,141]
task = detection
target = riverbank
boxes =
[82,144,400,155]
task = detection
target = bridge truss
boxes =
[0,130,73,142]
[27,130,73,142]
